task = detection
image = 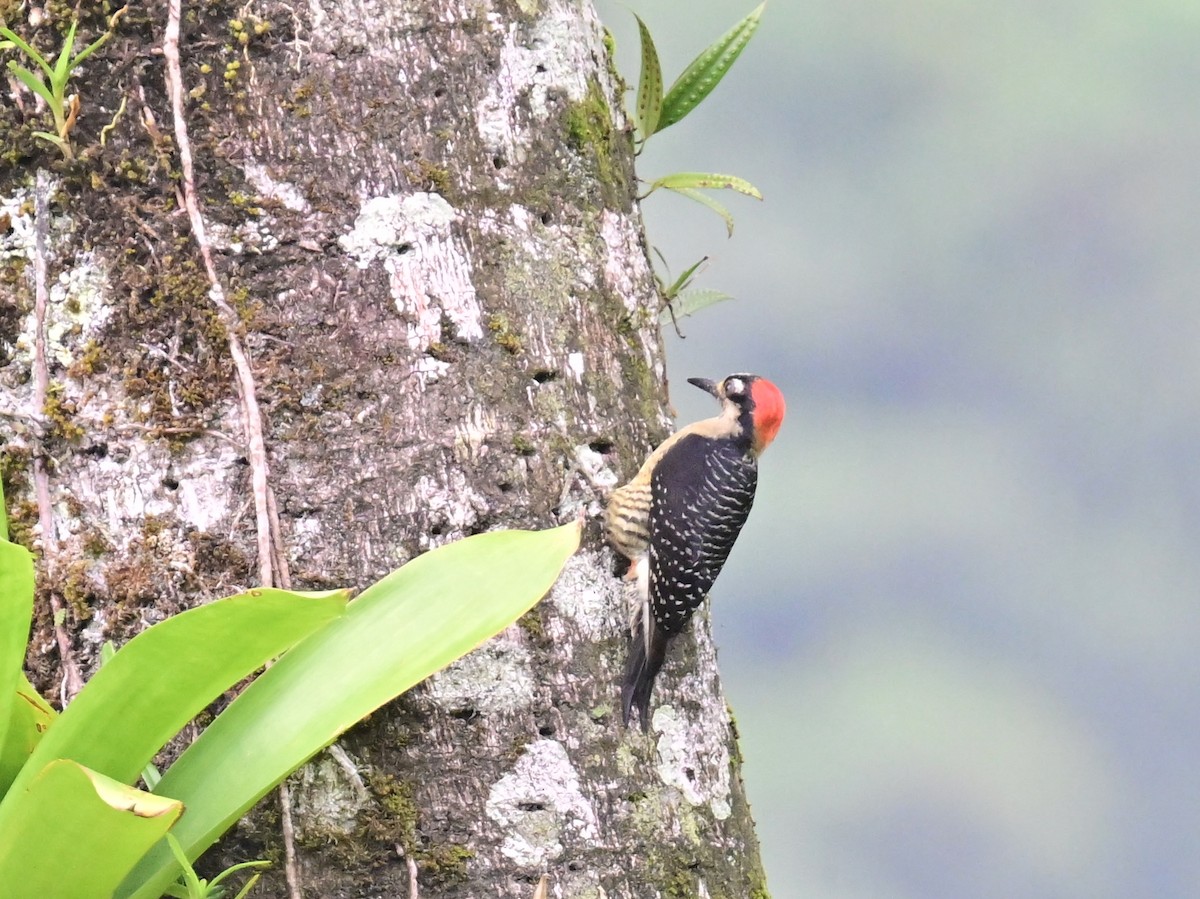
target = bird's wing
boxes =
[647,434,757,635]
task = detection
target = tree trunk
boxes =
[0,1,768,896]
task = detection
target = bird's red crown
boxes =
[750,378,785,453]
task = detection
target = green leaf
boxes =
[0,675,55,796]
[664,255,709,300]
[7,588,347,801]
[666,186,735,236]
[51,19,78,94]
[633,13,663,140]
[659,288,735,325]
[206,855,270,896]
[0,468,7,540]
[0,759,182,897]
[230,872,266,899]
[651,171,763,199]
[164,835,205,897]
[30,131,69,150]
[69,29,113,70]
[7,62,55,108]
[98,640,162,790]
[0,542,34,795]
[659,2,765,132]
[120,523,581,899]
[0,26,53,78]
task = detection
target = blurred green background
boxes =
[595,1,1200,896]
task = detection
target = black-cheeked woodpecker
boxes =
[606,373,785,730]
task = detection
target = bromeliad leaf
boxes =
[650,171,763,199]
[634,13,663,142]
[658,2,765,132]
[9,588,347,796]
[0,541,35,794]
[0,759,182,897]
[0,674,57,795]
[120,522,581,899]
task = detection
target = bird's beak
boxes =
[687,377,721,399]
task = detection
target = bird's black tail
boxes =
[622,612,668,732]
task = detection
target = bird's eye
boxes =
[724,377,744,397]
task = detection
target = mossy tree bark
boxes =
[0,1,768,896]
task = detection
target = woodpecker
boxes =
[606,373,785,730]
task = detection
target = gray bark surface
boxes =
[0,1,769,896]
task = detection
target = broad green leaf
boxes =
[51,19,78,93]
[8,63,54,108]
[651,171,763,199]
[0,759,181,898]
[17,672,55,724]
[666,186,735,236]
[0,469,7,539]
[98,640,162,790]
[659,2,765,132]
[0,542,34,794]
[121,523,581,899]
[0,675,56,795]
[659,288,735,325]
[633,13,663,140]
[0,27,53,78]
[7,588,347,801]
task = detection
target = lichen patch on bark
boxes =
[426,632,535,715]
[566,350,585,382]
[573,444,618,491]
[485,738,600,867]
[290,750,371,839]
[652,622,735,821]
[475,0,615,173]
[338,192,482,383]
[599,209,649,317]
[15,255,111,370]
[3,182,110,374]
[409,471,491,548]
[547,550,623,641]
[169,436,248,533]
[653,705,734,821]
[0,187,36,263]
[241,161,312,213]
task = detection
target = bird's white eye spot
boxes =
[725,377,745,397]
